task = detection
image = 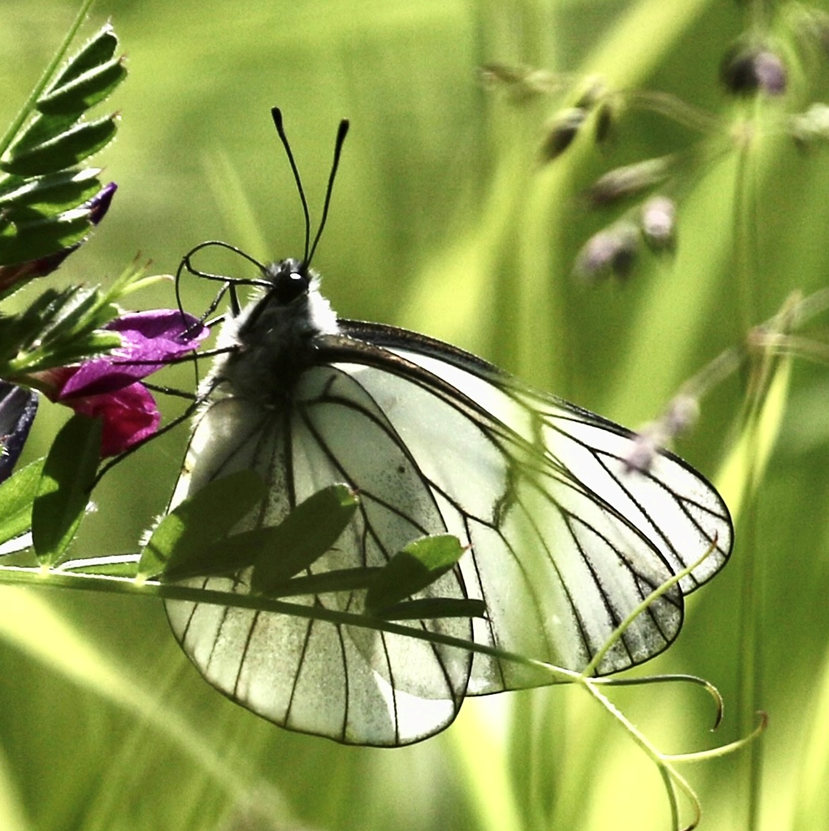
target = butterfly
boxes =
[163,108,733,747]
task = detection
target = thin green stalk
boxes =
[0,564,578,679]
[732,123,761,338]
[727,85,775,831]
[0,0,98,156]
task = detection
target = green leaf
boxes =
[0,284,122,375]
[161,525,282,582]
[0,168,101,212]
[365,534,466,614]
[32,414,101,566]
[38,57,126,116]
[4,112,77,158]
[250,484,359,595]
[262,566,380,597]
[140,470,267,579]
[0,207,92,267]
[1,115,118,177]
[46,24,119,92]
[0,459,45,546]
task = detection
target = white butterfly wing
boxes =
[167,370,474,746]
[329,321,732,691]
[166,318,732,746]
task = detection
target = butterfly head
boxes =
[263,258,312,305]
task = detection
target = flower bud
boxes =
[641,195,676,252]
[790,103,829,146]
[721,43,787,97]
[0,382,38,481]
[585,157,671,207]
[540,107,587,161]
[574,222,639,282]
[623,394,698,473]
[664,394,699,439]
[594,101,615,145]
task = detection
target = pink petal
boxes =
[65,382,160,457]
[60,310,208,399]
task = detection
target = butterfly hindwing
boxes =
[326,322,732,683]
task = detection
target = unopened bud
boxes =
[623,394,699,473]
[574,222,639,282]
[641,195,676,252]
[585,157,671,207]
[790,103,829,146]
[721,43,787,97]
[663,394,699,438]
[541,107,587,161]
[624,431,660,473]
[594,101,615,145]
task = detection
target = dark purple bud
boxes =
[574,222,639,282]
[541,107,587,162]
[86,182,117,225]
[721,43,787,97]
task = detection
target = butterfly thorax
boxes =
[209,259,339,405]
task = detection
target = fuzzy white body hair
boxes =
[202,269,339,405]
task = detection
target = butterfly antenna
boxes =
[271,107,312,263]
[307,118,350,266]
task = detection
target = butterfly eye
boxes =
[273,268,309,304]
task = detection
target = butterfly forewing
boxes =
[167,366,473,746]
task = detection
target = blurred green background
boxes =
[4,0,829,829]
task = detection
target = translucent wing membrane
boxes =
[167,379,473,745]
[166,317,733,746]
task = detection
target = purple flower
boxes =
[59,310,208,398]
[39,309,208,457]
